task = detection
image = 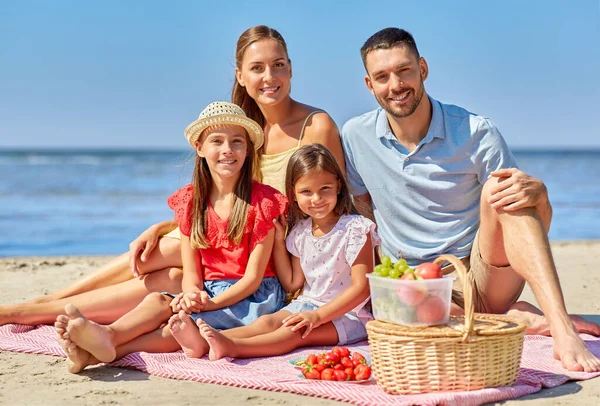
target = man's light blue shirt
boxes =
[341,96,517,265]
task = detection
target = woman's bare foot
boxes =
[63,304,116,363]
[507,301,600,336]
[55,315,99,373]
[197,320,233,361]
[168,311,208,358]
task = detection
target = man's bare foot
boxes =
[63,304,116,363]
[508,301,600,336]
[197,320,233,361]
[553,330,600,372]
[55,315,99,373]
[168,311,208,358]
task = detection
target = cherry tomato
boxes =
[340,356,354,368]
[354,364,372,380]
[333,370,348,381]
[302,366,321,380]
[305,354,318,365]
[345,367,355,381]
[415,262,443,279]
[325,352,340,364]
[331,346,350,358]
[321,368,336,381]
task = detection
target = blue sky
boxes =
[1,0,598,150]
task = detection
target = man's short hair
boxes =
[360,28,420,70]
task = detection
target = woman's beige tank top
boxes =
[260,111,321,194]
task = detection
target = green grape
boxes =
[381,255,392,268]
[374,264,386,275]
[397,258,408,267]
[393,261,408,274]
[388,268,401,279]
[379,266,391,277]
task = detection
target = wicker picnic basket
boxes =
[366,254,527,395]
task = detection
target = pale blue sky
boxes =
[1,0,598,150]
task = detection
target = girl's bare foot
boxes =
[63,304,116,362]
[55,315,99,373]
[168,311,208,358]
[197,320,233,361]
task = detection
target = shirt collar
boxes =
[375,95,446,143]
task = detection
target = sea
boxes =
[1,149,599,257]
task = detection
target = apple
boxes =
[396,279,427,306]
[415,262,443,279]
[416,295,447,324]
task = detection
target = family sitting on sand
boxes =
[2,26,600,373]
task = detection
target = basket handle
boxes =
[433,255,474,342]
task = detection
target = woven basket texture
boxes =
[366,254,526,394]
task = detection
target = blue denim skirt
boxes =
[186,277,285,330]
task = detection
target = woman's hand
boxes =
[282,310,322,339]
[129,225,162,277]
[170,291,209,314]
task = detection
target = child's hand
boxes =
[282,310,322,339]
[170,291,209,313]
[181,291,209,313]
[272,214,287,242]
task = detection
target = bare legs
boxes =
[198,319,339,360]
[55,292,180,372]
[29,237,181,304]
[478,177,600,372]
[1,266,183,325]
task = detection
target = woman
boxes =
[0,25,344,326]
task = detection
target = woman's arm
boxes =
[202,227,276,312]
[272,217,305,293]
[283,234,374,336]
[303,113,346,173]
[130,220,179,276]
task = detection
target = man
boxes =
[341,27,600,372]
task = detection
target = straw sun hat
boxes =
[184,102,264,150]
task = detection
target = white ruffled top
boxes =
[286,214,381,321]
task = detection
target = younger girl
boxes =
[168,144,380,360]
[54,102,287,372]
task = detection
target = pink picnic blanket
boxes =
[1,324,599,406]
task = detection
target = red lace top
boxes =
[167,181,288,281]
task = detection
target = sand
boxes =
[1,241,600,405]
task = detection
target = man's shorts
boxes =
[445,230,525,314]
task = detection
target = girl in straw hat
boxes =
[53,102,288,372]
[0,25,344,327]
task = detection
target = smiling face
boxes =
[364,45,428,119]
[293,169,340,222]
[235,39,292,107]
[196,124,249,181]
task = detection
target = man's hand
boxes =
[129,226,162,277]
[489,168,548,211]
[282,310,322,339]
[170,291,209,314]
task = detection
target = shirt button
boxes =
[405,157,409,162]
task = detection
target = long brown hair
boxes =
[231,25,290,129]
[285,144,358,231]
[190,125,255,249]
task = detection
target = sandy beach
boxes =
[1,241,599,405]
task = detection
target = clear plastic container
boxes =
[366,274,455,327]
